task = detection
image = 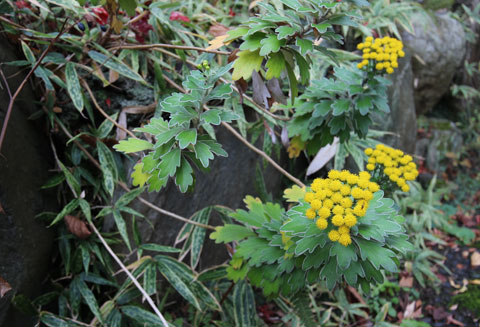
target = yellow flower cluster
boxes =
[365,144,419,192]
[304,170,380,247]
[356,36,405,74]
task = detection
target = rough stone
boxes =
[384,51,418,154]
[402,12,466,114]
[414,118,463,172]
[0,38,56,327]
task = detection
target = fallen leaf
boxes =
[470,279,480,285]
[399,276,413,288]
[116,110,127,141]
[206,34,229,51]
[0,276,12,298]
[208,23,229,37]
[403,302,416,319]
[471,251,480,267]
[252,70,271,109]
[109,69,119,84]
[53,106,62,113]
[65,215,91,239]
[306,137,339,176]
[0,203,5,215]
[450,304,458,310]
[447,314,465,327]
[432,307,448,321]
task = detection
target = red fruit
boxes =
[228,8,235,17]
[105,98,111,108]
[131,13,153,44]
[15,0,31,9]
[92,7,109,25]
[169,11,190,23]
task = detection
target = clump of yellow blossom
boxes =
[364,144,419,192]
[304,170,380,246]
[356,36,405,74]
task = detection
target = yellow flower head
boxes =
[306,208,316,219]
[328,230,340,242]
[357,36,403,74]
[339,233,352,246]
[316,218,328,230]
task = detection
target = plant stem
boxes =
[89,223,170,327]
[108,43,230,55]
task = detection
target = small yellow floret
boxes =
[339,234,352,246]
[316,218,328,230]
[338,226,350,234]
[367,163,375,171]
[311,199,322,210]
[401,185,410,192]
[328,230,340,242]
[365,148,373,155]
[344,214,357,227]
[323,199,334,209]
[340,185,351,196]
[306,208,316,219]
[340,197,353,208]
[332,214,345,226]
[328,170,341,179]
[332,205,345,215]
[304,192,315,203]
[317,207,331,219]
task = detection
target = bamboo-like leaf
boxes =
[113,209,131,251]
[233,280,256,327]
[156,262,201,310]
[65,63,84,112]
[88,51,145,83]
[75,279,105,324]
[121,305,166,325]
[97,141,118,197]
[190,207,212,269]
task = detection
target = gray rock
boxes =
[0,38,56,326]
[402,12,466,114]
[384,51,418,154]
[414,118,463,172]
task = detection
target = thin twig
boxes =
[89,223,170,327]
[0,18,70,153]
[81,80,137,139]
[109,43,230,56]
[160,73,305,188]
[0,67,12,99]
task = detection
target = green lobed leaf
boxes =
[210,224,256,243]
[175,157,194,193]
[330,242,358,270]
[232,50,264,81]
[259,34,285,56]
[157,148,181,179]
[193,141,214,168]
[175,129,197,149]
[113,138,153,153]
[265,52,285,80]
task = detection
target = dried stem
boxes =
[81,80,138,139]
[109,43,230,56]
[89,223,169,327]
[0,18,70,153]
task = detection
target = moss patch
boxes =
[422,0,454,11]
[451,285,480,318]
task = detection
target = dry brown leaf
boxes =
[0,276,12,298]
[0,203,5,215]
[65,215,91,239]
[447,315,465,327]
[111,15,123,34]
[471,251,480,267]
[399,276,414,288]
[116,110,127,141]
[109,69,120,84]
[206,34,229,51]
[251,70,271,109]
[53,106,62,113]
[208,23,229,37]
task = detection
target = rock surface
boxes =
[402,12,466,114]
[0,38,56,327]
[385,51,418,154]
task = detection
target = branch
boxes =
[81,80,138,139]
[0,18,70,153]
[89,223,170,327]
[108,43,230,56]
